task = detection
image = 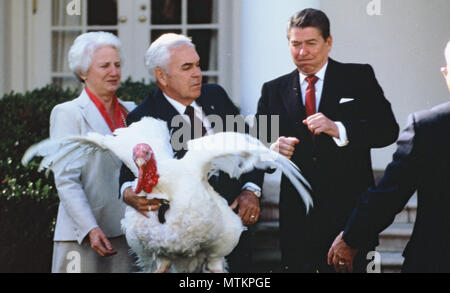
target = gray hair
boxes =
[144,33,195,82]
[68,31,122,82]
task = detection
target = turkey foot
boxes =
[207,257,224,273]
[154,257,171,273]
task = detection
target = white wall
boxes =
[239,0,320,116]
[0,0,26,96]
[3,0,27,94]
[322,0,450,169]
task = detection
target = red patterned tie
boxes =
[305,75,319,117]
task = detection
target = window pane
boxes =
[87,0,118,25]
[87,29,118,36]
[53,77,83,91]
[52,31,82,72]
[151,0,182,25]
[188,29,218,71]
[202,76,218,84]
[52,0,82,26]
[151,29,182,43]
[187,0,217,24]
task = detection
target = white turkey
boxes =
[22,117,313,273]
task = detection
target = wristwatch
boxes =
[244,185,262,198]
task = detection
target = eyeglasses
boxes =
[441,66,448,78]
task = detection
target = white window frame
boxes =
[12,0,238,105]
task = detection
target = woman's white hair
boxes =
[144,33,195,82]
[68,31,122,82]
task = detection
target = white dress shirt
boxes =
[163,93,214,135]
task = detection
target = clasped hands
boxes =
[271,112,339,159]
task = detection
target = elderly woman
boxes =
[50,31,136,273]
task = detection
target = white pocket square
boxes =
[339,98,355,104]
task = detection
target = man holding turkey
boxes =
[119,33,263,272]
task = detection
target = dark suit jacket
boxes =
[344,102,450,273]
[255,58,399,268]
[119,83,263,203]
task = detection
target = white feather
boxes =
[185,132,313,211]
[22,117,312,273]
[22,117,173,177]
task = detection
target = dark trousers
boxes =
[279,182,373,273]
[226,228,255,272]
[208,173,255,273]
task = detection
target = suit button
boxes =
[312,157,318,162]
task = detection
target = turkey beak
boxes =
[135,158,146,167]
[134,158,147,194]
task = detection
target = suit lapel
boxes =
[152,89,181,125]
[118,99,136,113]
[281,70,309,136]
[195,94,221,135]
[151,89,189,159]
[318,59,340,118]
[198,100,218,117]
[76,90,122,167]
[77,90,111,135]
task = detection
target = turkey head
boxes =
[133,143,159,194]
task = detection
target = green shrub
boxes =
[0,79,156,272]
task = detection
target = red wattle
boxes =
[134,165,145,194]
[143,160,159,193]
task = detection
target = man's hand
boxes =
[303,112,339,138]
[327,231,359,273]
[88,227,117,257]
[270,136,300,160]
[123,187,162,217]
[230,190,261,226]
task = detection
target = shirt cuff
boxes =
[120,181,134,201]
[241,182,261,192]
[333,122,349,147]
[269,142,278,153]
